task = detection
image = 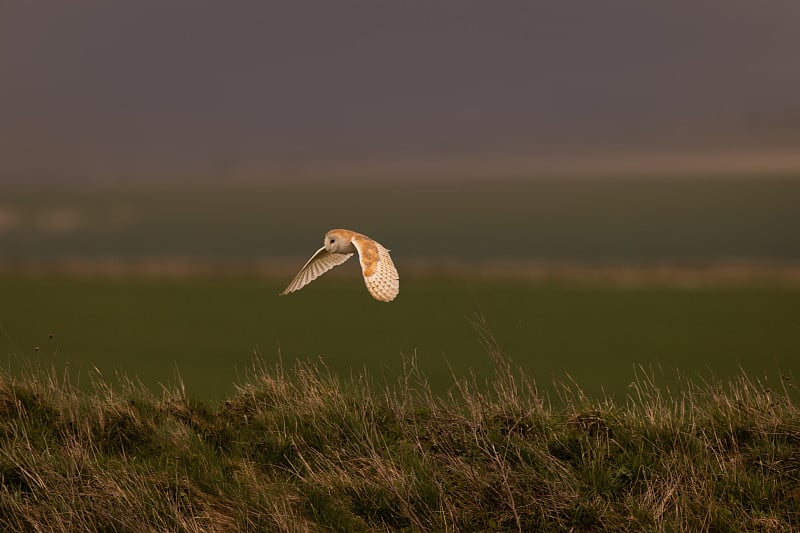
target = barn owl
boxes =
[281,229,399,302]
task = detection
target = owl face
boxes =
[324,232,339,253]
[324,231,349,254]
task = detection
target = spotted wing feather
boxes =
[281,247,353,295]
[352,235,399,302]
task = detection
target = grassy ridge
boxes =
[1,335,798,531]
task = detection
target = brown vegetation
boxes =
[0,320,798,531]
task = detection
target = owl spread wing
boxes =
[352,234,399,302]
[281,247,354,295]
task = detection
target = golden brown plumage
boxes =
[281,229,399,302]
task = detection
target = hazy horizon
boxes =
[3,1,800,183]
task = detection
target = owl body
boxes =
[281,229,399,302]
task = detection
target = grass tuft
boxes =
[0,351,797,531]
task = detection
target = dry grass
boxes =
[0,340,798,531]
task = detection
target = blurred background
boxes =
[2,1,799,399]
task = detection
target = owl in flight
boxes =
[281,229,399,302]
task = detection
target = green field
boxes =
[2,178,800,529]
[2,177,800,399]
[2,276,798,400]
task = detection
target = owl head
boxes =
[324,230,347,253]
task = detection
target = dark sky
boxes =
[2,1,800,182]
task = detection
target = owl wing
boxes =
[352,234,399,302]
[280,246,354,295]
